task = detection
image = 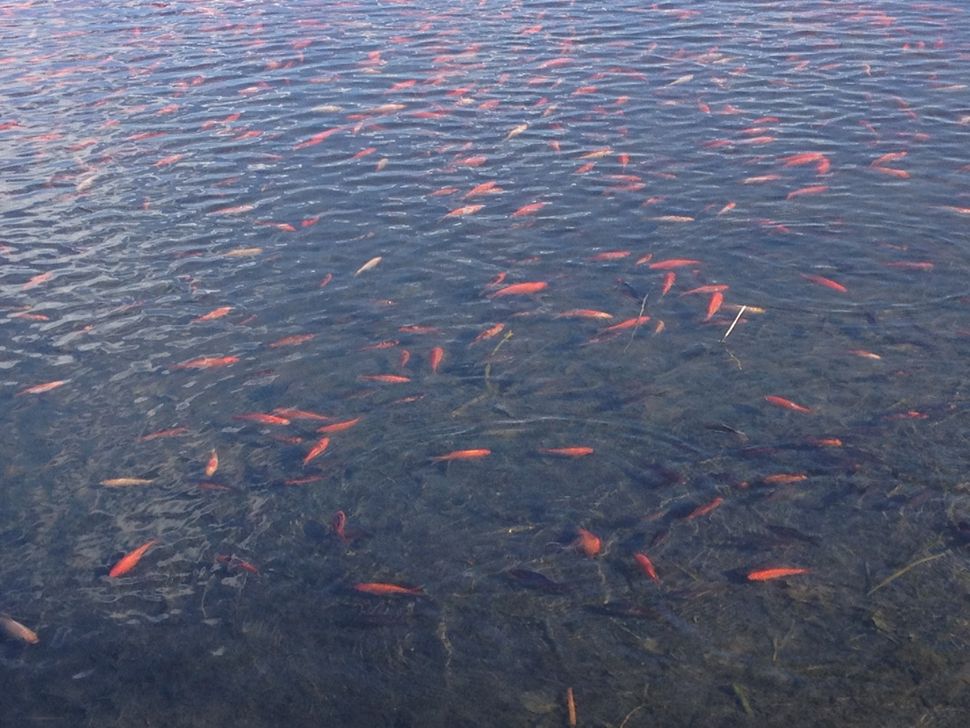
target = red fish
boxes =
[704,291,724,321]
[354,582,423,596]
[234,413,291,425]
[764,395,813,413]
[747,567,809,582]
[538,446,594,457]
[686,496,724,520]
[318,417,361,434]
[429,346,444,373]
[490,281,548,297]
[787,185,829,200]
[574,528,602,558]
[17,380,68,395]
[590,250,631,261]
[634,552,660,583]
[204,449,219,478]
[109,540,157,578]
[174,356,238,370]
[430,449,491,462]
[511,201,547,217]
[293,126,342,150]
[271,407,331,422]
[193,306,232,322]
[471,323,505,344]
[269,333,315,348]
[761,473,808,485]
[661,272,676,295]
[603,316,650,333]
[649,259,700,270]
[358,374,411,383]
[303,436,330,466]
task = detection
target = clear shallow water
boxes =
[1,1,968,725]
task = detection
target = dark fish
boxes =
[765,524,821,547]
[506,569,569,593]
[584,600,659,619]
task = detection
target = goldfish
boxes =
[353,582,424,596]
[764,395,813,413]
[651,215,695,223]
[471,323,505,344]
[761,473,808,485]
[22,271,54,289]
[649,259,701,270]
[208,204,254,216]
[303,436,331,466]
[849,349,882,360]
[109,539,157,578]
[101,478,153,487]
[429,346,444,373]
[872,167,909,178]
[233,413,291,425]
[205,449,219,477]
[556,310,613,320]
[635,253,653,266]
[398,350,411,368]
[538,447,594,457]
[430,449,491,462]
[215,554,259,575]
[686,496,724,520]
[332,510,349,543]
[269,333,315,348]
[511,201,547,217]
[661,272,676,295]
[505,123,528,140]
[17,380,68,395]
[634,552,660,583]
[872,151,907,166]
[490,281,548,297]
[358,374,411,383]
[574,528,602,557]
[445,204,484,218]
[465,181,503,198]
[354,256,382,276]
[398,325,440,334]
[173,356,238,370]
[223,247,263,258]
[271,407,331,421]
[590,251,631,261]
[787,185,829,200]
[138,427,188,441]
[0,613,38,645]
[704,291,724,321]
[293,126,342,150]
[317,417,361,434]
[746,567,809,582]
[681,285,729,295]
[603,316,650,333]
[193,306,232,322]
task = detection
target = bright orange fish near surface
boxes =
[490,281,548,297]
[429,346,444,373]
[801,273,847,293]
[17,380,68,395]
[317,417,361,434]
[764,395,813,413]
[430,449,491,462]
[109,539,158,578]
[471,323,505,344]
[686,496,724,520]
[234,413,291,425]
[704,291,724,321]
[193,306,232,323]
[747,567,810,582]
[660,272,676,295]
[634,552,660,583]
[358,374,411,384]
[204,449,219,477]
[303,437,330,466]
[510,201,547,217]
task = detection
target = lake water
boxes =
[1,1,968,726]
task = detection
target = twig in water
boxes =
[721,305,746,343]
[622,293,649,353]
[867,550,949,596]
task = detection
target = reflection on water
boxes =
[1,0,968,725]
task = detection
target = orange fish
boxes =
[538,447,594,457]
[174,356,239,370]
[21,271,53,290]
[511,201,547,217]
[872,166,909,178]
[634,552,660,583]
[358,374,411,383]
[109,539,157,578]
[557,309,613,320]
[590,250,631,261]
[764,395,813,413]
[686,496,724,520]
[465,181,503,198]
[603,316,650,333]
[17,380,68,395]
[271,407,331,422]
[361,339,399,351]
[704,291,724,321]
[317,417,361,434]
[787,185,829,200]
[574,528,602,558]
[269,333,315,348]
[445,204,484,218]
[490,281,548,297]
[649,259,701,270]
[802,273,849,293]
[429,346,444,373]
[204,449,219,477]
[193,306,232,322]
[303,436,330,466]
[353,582,424,596]
[398,350,411,368]
[747,567,809,582]
[661,272,676,295]
[471,323,505,344]
[761,473,808,485]
[293,126,342,150]
[233,413,291,425]
[0,613,39,645]
[430,449,491,462]
[398,325,440,334]
[681,285,729,295]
